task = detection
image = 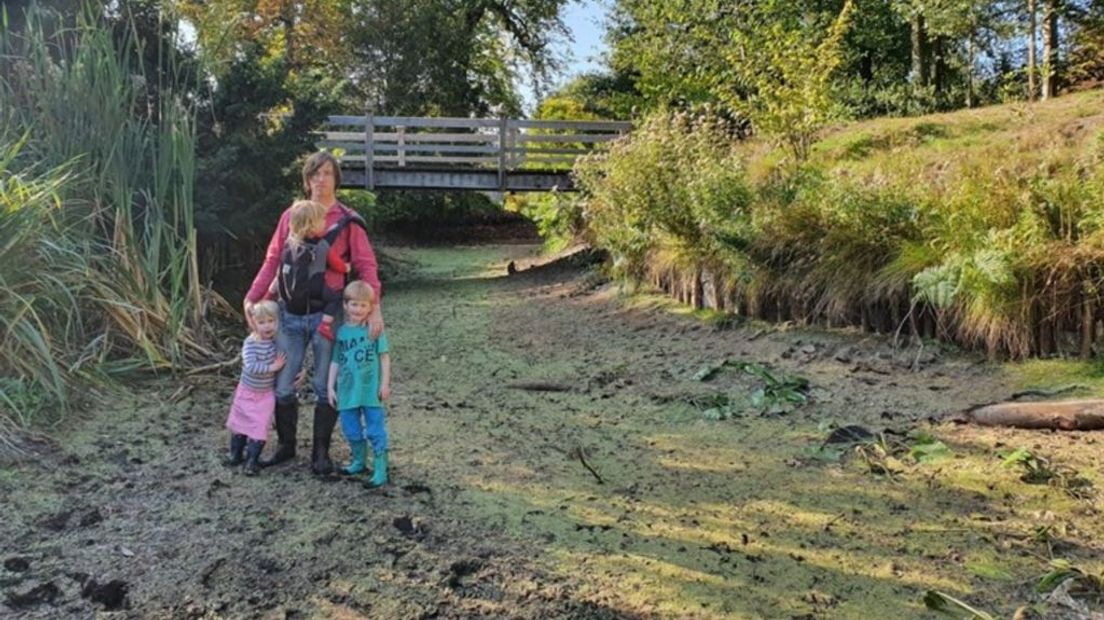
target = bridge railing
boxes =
[316,114,631,190]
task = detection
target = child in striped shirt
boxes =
[224,300,287,475]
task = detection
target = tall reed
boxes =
[0,4,211,429]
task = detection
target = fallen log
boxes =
[961,399,1104,431]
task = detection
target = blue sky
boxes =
[520,0,610,112]
[559,0,609,79]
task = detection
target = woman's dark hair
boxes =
[302,151,343,196]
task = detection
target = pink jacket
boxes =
[245,201,381,305]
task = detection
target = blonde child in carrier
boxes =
[224,300,286,475]
[269,200,351,341]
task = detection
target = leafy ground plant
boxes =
[923,590,998,619]
[1037,559,1104,599]
[694,359,811,417]
[908,432,951,463]
[820,429,954,474]
[999,448,1095,499]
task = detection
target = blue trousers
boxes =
[275,307,332,405]
[340,406,388,452]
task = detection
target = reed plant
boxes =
[0,4,211,430]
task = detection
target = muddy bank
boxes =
[2,245,1102,618]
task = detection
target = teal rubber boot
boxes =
[364,450,389,488]
[342,441,368,475]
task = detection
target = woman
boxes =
[243,152,384,475]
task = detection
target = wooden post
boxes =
[365,104,375,190]
[498,115,508,191]
[397,126,406,168]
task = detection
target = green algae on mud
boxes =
[391,245,1102,618]
[2,244,1102,618]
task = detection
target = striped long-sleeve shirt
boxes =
[240,335,278,390]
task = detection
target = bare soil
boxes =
[2,244,1102,619]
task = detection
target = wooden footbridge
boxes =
[317,114,632,192]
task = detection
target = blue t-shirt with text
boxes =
[332,325,389,410]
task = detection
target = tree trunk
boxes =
[1080,293,1095,359]
[911,12,929,87]
[964,38,975,107]
[1028,0,1038,101]
[932,36,947,95]
[692,269,704,310]
[1042,0,1060,100]
[962,399,1104,430]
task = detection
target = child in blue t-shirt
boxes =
[327,280,392,487]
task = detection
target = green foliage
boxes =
[0,135,82,425]
[1000,448,1095,499]
[608,0,742,112]
[853,434,906,476]
[1036,558,1104,596]
[577,88,1104,358]
[907,433,951,463]
[576,112,753,279]
[192,44,341,248]
[1,3,210,426]
[725,0,856,161]
[537,72,639,121]
[922,590,997,619]
[606,0,1104,121]
[743,363,810,414]
[370,190,503,230]
[692,359,810,418]
[1000,447,1054,483]
[505,191,581,253]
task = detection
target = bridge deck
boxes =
[318,115,631,192]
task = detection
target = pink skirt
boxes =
[225,383,275,441]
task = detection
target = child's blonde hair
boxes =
[250,300,280,322]
[343,280,376,304]
[288,200,327,246]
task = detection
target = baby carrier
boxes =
[277,213,367,315]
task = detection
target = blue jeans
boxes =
[340,406,388,452]
[275,307,333,405]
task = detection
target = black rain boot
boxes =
[243,439,265,476]
[310,403,339,476]
[223,433,247,467]
[260,399,298,468]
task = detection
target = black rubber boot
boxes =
[223,433,247,467]
[260,399,298,468]
[243,439,265,476]
[310,403,339,476]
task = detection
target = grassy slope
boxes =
[759,90,1104,385]
[811,89,1104,181]
[823,89,1104,393]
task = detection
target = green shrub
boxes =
[575,112,754,278]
